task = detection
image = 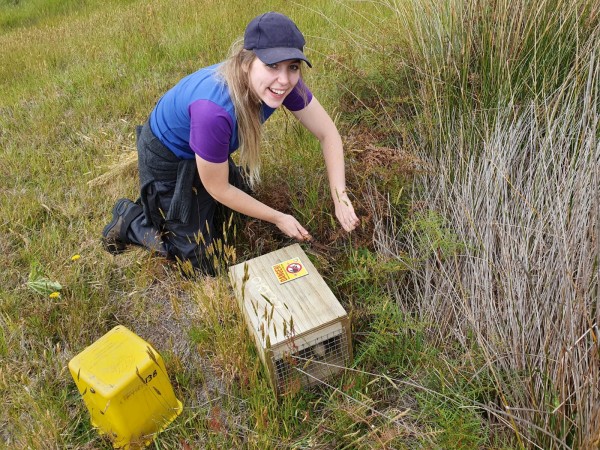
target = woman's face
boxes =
[247,58,301,108]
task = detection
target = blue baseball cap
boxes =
[244,12,312,68]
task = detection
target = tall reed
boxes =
[375,0,599,447]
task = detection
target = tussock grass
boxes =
[359,0,600,447]
[397,75,599,447]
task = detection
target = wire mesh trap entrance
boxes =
[273,330,350,393]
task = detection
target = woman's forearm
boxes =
[196,157,311,240]
[215,184,283,223]
[321,132,348,203]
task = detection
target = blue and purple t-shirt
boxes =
[149,63,313,162]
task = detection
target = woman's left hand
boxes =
[334,191,359,232]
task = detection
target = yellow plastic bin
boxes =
[69,325,183,449]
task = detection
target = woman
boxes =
[102,11,359,275]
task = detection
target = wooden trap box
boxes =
[229,244,352,395]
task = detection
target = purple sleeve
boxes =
[283,78,313,111]
[189,100,233,163]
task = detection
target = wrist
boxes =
[270,210,287,225]
[332,188,349,203]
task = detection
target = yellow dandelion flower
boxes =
[71,254,81,261]
[49,291,60,299]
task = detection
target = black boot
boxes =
[101,199,143,255]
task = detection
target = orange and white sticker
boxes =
[272,257,308,284]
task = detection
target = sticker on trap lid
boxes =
[272,257,308,284]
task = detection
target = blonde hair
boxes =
[218,40,262,188]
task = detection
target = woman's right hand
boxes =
[275,213,312,241]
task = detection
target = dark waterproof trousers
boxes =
[124,121,244,275]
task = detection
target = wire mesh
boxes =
[272,330,349,393]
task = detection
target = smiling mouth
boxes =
[269,87,286,95]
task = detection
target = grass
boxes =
[350,0,600,448]
[3,0,595,448]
